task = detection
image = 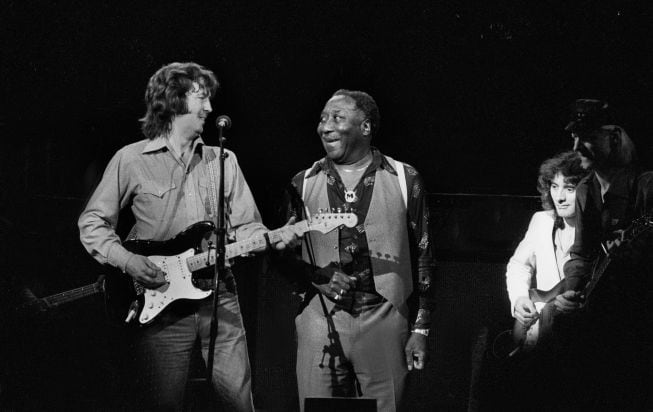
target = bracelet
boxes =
[411,328,430,336]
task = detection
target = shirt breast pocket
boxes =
[137,180,177,220]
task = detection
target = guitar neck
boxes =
[583,256,611,299]
[187,221,311,272]
[43,283,102,307]
[584,214,653,299]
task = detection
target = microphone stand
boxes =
[206,121,228,389]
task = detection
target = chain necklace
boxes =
[334,153,373,203]
[339,167,368,203]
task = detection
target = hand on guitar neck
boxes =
[268,216,303,251]
[122,216,303,289]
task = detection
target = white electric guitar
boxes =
[104,213,357,324]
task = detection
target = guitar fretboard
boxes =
[186,221,311,272]
[43,283,102,306]
[585,214,653,298]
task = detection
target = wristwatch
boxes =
[411,328,430,336]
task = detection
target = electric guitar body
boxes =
[511,214,653,354]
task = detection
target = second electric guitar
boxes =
[513,214,653,352]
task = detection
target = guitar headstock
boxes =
[635,214,653,227]
[627,213,653,239]
[307,212,358,234]
[608,213,653,251]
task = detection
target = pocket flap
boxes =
[141,181,176,198]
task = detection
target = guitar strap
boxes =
[205,146,220,220]
[204,146,232,233]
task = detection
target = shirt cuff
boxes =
[413,308,432,329]
[107,243,135,273]
[234,223,269,242]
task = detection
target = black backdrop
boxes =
[2,1,653,410]
[3,1,653,206]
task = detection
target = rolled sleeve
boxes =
[406,166,436,328]
[78,149,133,269]
[505,217,537,316]
[506,259,534,316]
[225,152,269,241]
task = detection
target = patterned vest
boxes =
[301,155,413,317]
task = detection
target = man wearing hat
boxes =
[562,98,653,408]
[564,99,647,288]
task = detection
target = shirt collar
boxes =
[591,168,636,201]
[606,168,636,199]
[142,135,206,155]
[306,147,396,178]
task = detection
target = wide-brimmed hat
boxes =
[564,99,613,134]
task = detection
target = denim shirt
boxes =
[78,136,267,272]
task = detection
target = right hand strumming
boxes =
[514,296,538,327]
[125,254,167,288]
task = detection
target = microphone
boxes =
[215,115,232,130]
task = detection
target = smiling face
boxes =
[317,95,371,165]
[174,81,212,138]
[550,172,577,219]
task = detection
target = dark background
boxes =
[1,1,652,410]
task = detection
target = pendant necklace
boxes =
[344,188,357,203]
[335,152,372,204]
[340,165,367,203]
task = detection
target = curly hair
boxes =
[537,151,590,212]
[140,62,219,140]
[331,89,380,138]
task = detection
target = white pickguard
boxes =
[138,248,212,324]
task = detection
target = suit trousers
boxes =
[295,294,409,412]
